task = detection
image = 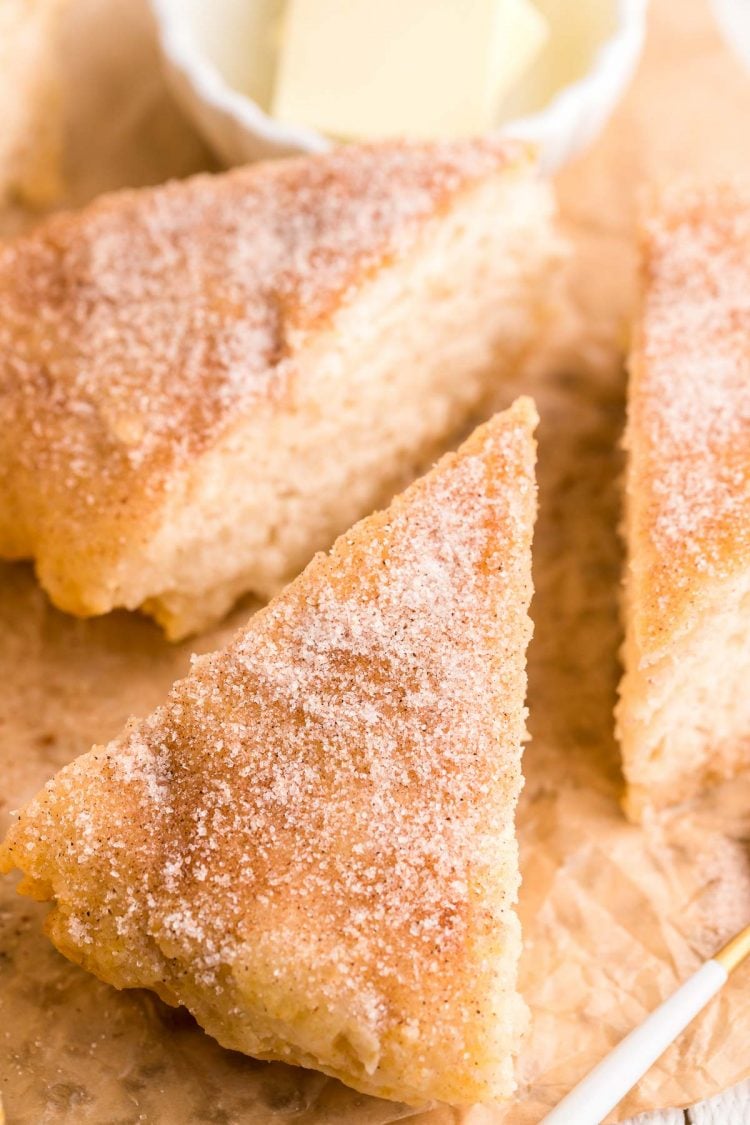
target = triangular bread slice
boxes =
[0,138,558,639]
[1,399,538,1106]
[617,184,750,820]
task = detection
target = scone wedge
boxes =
[1,400,538,1106]
[617,184,750,819]
[0,137,558,638]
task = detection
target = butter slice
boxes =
[272,0,548,140]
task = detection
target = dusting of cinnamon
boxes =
[0,400,538,1106]
[0,138,528,503]
[626,181,750,650]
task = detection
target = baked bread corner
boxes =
[1,399,538,1106]
[617,182,750,819]
[0,138,559,637]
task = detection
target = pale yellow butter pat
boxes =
[272,0,548,140]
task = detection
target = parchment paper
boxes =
[2,1,750,1122]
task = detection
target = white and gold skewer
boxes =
[542,922,750,1125]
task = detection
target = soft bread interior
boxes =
[618,571,750,819]
[105,173,557,637]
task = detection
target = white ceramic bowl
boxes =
[149,0,649,173]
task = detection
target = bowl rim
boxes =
[149,0,649,156]
[150,0,329,153]
[505,0,649,139]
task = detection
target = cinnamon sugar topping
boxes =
[628,182,750,631]
[1,403,537,1100]
[0,138,527,492]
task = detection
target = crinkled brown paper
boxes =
[2,1,750,1122]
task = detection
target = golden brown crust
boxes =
[624,182,750,659]
[618,183,750,817]
[1,399,538,1106]
[0,138,531,553]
